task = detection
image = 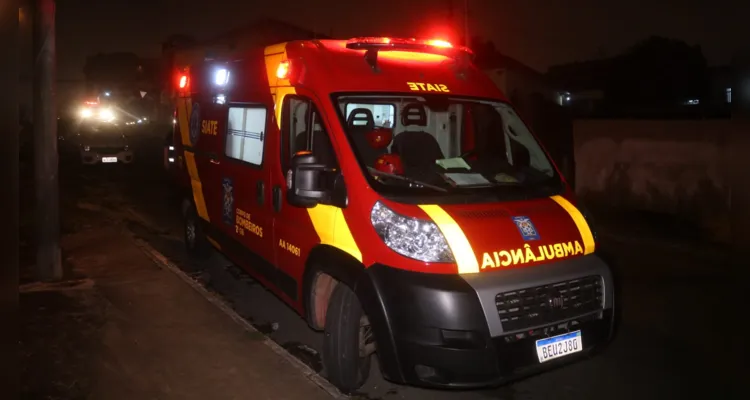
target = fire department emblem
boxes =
[189,102,201,146]
[512,216,540,241]
[222,177,234,226]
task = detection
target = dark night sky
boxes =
[23,0,750,80]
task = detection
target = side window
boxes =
[280,96,337,174]
[225,106,266,166]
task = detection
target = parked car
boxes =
[75,121,133,165]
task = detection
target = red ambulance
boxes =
[169,37,616,393]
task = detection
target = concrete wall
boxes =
[573,119,750,244]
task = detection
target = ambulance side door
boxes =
[271,94,340,303]
[190,101,224,229]
[220,103,275,270]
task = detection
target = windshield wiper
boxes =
[367,167,448,192]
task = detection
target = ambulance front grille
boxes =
[495,275,603,332]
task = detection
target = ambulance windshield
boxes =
[335,94,563,198]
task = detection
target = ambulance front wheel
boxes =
[184,202,211,259]
[323,283,373,393]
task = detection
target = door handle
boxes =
[273,185,282,213]
[256,180,265,205]
[210,158,220,165]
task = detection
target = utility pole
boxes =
[1,0,19,315]
[33,0,61,281]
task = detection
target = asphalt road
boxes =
[55,127,746,400]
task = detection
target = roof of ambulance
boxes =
[282,39,508,100]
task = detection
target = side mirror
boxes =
[286,151,347,208]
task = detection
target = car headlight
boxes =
[99,108,114,120]
[370,201,454,263]
[80,108,92,118]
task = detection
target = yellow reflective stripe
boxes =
[206,237,221,250]
[550,195,595,255]
[262,44,361,262]
[418,205,479,274]
[173,73,207,222]
[307,205,363,262]
[183,150,210,221]
[270,86,296,128]
[176,97,192,146]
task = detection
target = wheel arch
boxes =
[302,244,365,331]
[302,244,403,383]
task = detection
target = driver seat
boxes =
[391,103,444,180]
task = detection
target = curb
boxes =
[128,232,348,400]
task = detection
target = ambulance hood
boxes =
[427,196,595,273]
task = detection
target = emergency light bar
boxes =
[346,37,470,53]
[345,37,473,72]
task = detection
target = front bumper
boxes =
[355,254,616,389]
[80,149,134,164]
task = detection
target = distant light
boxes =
[726,88,732,104]
[80,108,92,118]
[215,68,229,85]
[168,146,175,151]
[143,117,148,121]
[172,118,177,125]
[685,99,700,105]
[168,157,175,163]
[137,119,142,124]
[566,96,571,101]
[104,91,111,96]
[215,94,226,104]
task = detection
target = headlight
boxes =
[99,108,114,121]
[370,201,454,263]
[80,108,92,118]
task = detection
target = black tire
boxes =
[322,283,372,393]
[184,202,210,259]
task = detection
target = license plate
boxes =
[102,157,118,163]
[535,330,582,363]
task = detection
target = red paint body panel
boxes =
[441,198,584,269]
[167,38,583,315]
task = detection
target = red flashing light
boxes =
[276,60,290,79]
[426,39,453,48]
[178,75,188,89]
[345,36,470,56]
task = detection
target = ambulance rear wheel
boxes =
[184,203,210,259]
[323,283,372,393]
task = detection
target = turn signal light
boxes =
[276,60,290,79]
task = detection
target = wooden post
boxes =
[33,0,61,281]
